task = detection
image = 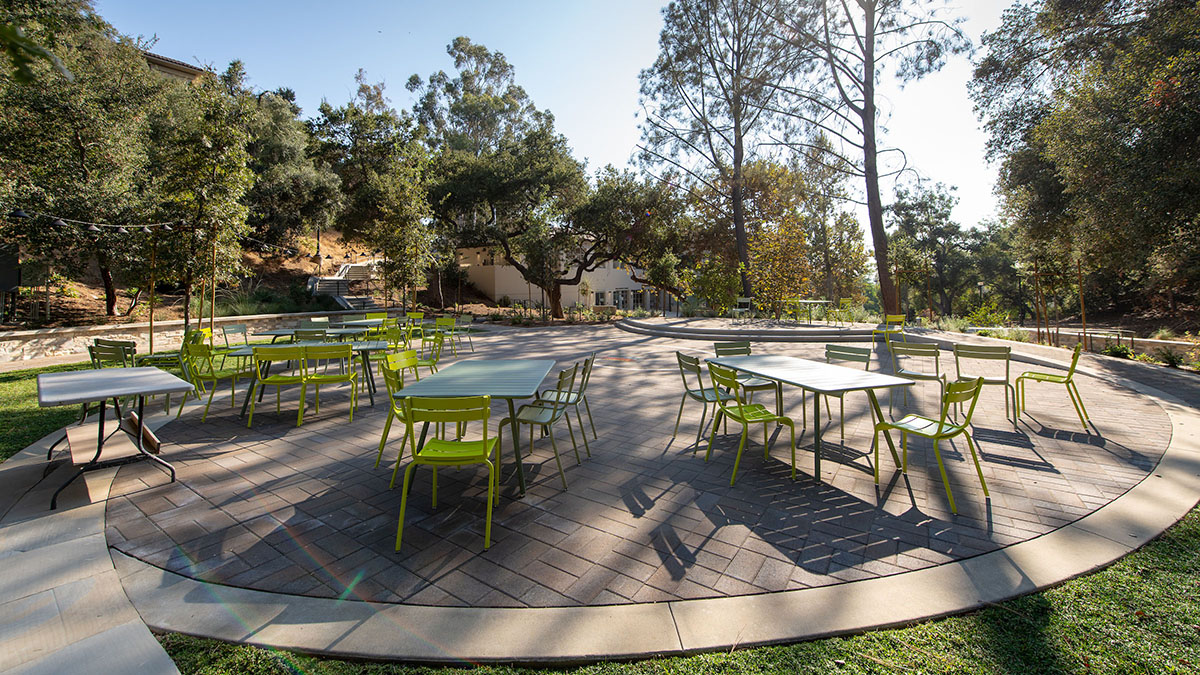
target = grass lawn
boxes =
[2,363,1197,673]
[0,362,91,462]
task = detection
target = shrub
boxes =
[937,315,970,333]
[1102,343,1134,359]
[1133,352,1158,364]
[1150,327,1177,340]
[966,299,1009,328]
[1155,347,1184,368]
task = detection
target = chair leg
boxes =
[202,385,216,421]
[548,426,567,489]
[483,459,494,549]
[297,384,307,427]
[902,431,909,473]
[672,393,687,437]
[693,403,710,454]
[730,427,749,486]
[576,408,591,457]
[395,462,418,551]
[704,410,723,462]
[583,394,597,439]
[840,396,845,442]
[873,428,880,483]
[564,413,582,464]
[1068,381,1089,428]
[376,410,394,468]
[931,439,957,514]
[964,431,989,496]
[787,421,796,480]
[246,382,259,428]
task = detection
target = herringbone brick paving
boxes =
[105,325,1172,607]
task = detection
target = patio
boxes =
[103,324,1171,609]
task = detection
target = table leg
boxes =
[508,398,526,497]
[404,422,430,497]
[134,395,176,480]
[813,391,821,481]
[359,351,376,405]
[51,399,108,510]
[240,360,269,418]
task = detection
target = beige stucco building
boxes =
[458,248,674,312]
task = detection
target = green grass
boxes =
[0,362,90,462]
[159,506,1200,674]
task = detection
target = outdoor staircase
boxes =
[308,259,382,311]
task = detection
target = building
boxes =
[458,248,676,312]
[142,51,206,83]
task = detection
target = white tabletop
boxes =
[38,367,194,407]
[709,354,913,395]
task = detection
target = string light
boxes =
[4,209,181,230]
[116,226,128,234]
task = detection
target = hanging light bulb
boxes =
[162,223,173,231]
[8,208,30,219]
[87,224,101,232]
[142,226,152,234]
[51,218,67,227]
[117,226,128,234]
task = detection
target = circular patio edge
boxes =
[108,352,1200,664]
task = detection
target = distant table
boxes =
[332,319,385,328]
[394,358,555,496]
[253,327,367,343]
[37,367,193,509]
[709,354,913,481]
[787,299,831,324]
[229,339,389,412]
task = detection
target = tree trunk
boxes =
[96,252,118,316]
[548,283,564,319]
[859,5,898,315]
[732,129,752,297]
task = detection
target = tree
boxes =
[365,149,434,311]
[0,6,166,315]
[764,0,970,314]
[216,64,342,248]
[972,0,1200,309]
[638,0,799,296]
[310,71,416,239]
[887,183,971,316]
[149,72,253,331]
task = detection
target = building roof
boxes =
[142,51,207,82]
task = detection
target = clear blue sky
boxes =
[96,0,1008,230]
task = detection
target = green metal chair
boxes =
[873,377,989,514]
[673,352,735,446]
[500,364,582,490]
[887,338,946,414]
[303,343,358,422]
[953,343,1016,425]
[704,362,797,485]
[873,314,907,344]
[395,396,501,552]
[1016,342,1090,430]
[89,339,136,369]
[294,328,327,343]
[822,344,872,442]
[433,317,459,356]
[176,343,256,420]
[452,316,475,352]
[537,352,597,456]
[376,352,419,478]
[301,317,329,328]
[831,298,854,326]
[221,323,249,349]
[729,296,754,324]
[247,346,308,428]
[366,312,387,320]
[416,332,444,375]
[713,341,785,419]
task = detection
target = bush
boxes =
[937,315,970,333]
[1155,347,1184,368]
[1102,343,1134,359]
[1133,352,1159,364]
[1151,327,1178,340]
[966,299,1009,327]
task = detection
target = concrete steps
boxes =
[616,318,877,343]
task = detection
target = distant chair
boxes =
[729,297,754,324]
[822,344,872,442]
[873,314,906,344]
[953,344,1016,426]
[1016,342,1090,430]
[887,339,945,414]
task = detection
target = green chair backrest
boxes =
[252,346,307,378]
[1065,342,1084,379]
[883,314,905,328]
[383,326,407,349]
[183,328,210,347]
[406,311,425,322]
[422,332,444,361]
[295,328,327,342]
[386,349,419,373]
[366,312,387,320]
[953,343,1011,378]
[889,341,938,359]
[342,314,366,322]
[707,362,748,417]
[576,352,596,393]
[840,298,854,309]
[89,341,135,368]
[825,344,871,369]
[222,324,249,348]
[676,352,707,392]
[183,343,217,379]
[405,396,492,436]
[714,341,752,357]
[939,377,984,429]
[435,317,455,329]
[304,343,352,363]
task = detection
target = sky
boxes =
[95,0,1012,230]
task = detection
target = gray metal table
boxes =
[393,358,555,496]
[229,339,389,412]
[332,319,385,328]
[787,299,831,324]
[254,327,367,343]
[710,354,913,481]
[37,367,193,509]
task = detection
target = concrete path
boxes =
[0,322,1196,667]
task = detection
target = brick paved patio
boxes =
[104,325,1172,608]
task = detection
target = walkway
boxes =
[0,321,1197,667]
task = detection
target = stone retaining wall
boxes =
[0,309,404,362]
